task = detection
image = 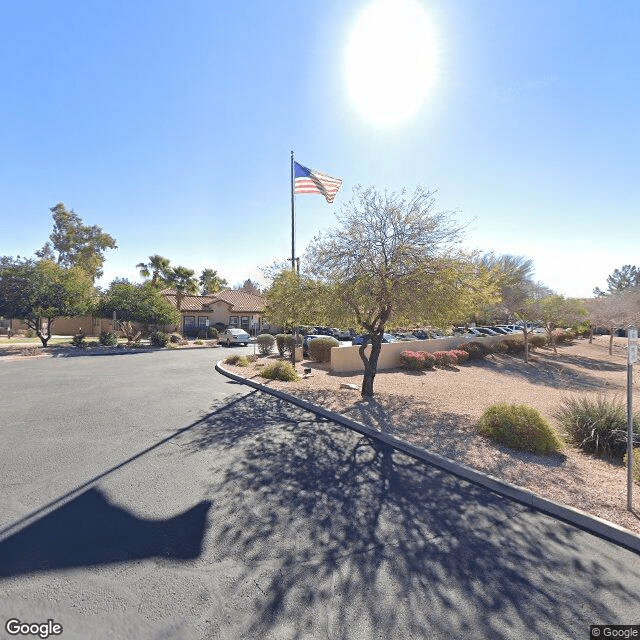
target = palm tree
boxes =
[168,266,198,311]
[136,255,172,288]
[199,269,228,295]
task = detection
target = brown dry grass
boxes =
[225,335,640,536]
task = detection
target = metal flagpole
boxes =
[291,151,295,272]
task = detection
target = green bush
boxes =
[478,403,564,454]
[529,334,547,349]
[206,326,218,339]
[457,341,492,359]
[275,334,298,357]
[25,329,36,338]
[170,333,182,343]
[623,451,640,485]
[259,360,299,381]
[504,336,525,353]
[194,339,204,345]
[149,330,169,347]
[99,331,118,346]
[71,333,86,348]
[555,395,640,461]
[308,336,339,362]
[492,340,509,354]
[257,333,276,355]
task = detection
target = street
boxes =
[1,348,640,639]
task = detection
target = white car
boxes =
[219,328,251,346]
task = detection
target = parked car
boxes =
[475,327,500,336]
[331,328,352,340]
[218,328,251,346]
[351,333,397,345]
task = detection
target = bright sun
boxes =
[345,0,437,126]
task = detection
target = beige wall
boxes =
[330,334,509,373]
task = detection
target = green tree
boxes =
[0,258,95,346]
[167,266,198,311]
[234,278,261,295]
[594,265,640,296]
[136,255,172,288]
[303,186,499,396]
[94,281,181,342]
[535,295,588,353]
[199,268,228,295]
[35,203,117,281]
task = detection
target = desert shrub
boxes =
[401,350,424,371]
[504,336,525,353]
[21,346,40,356]
[552,328,571,343]
[166,343,178,349]
[88,341,99,347]
[555,395,640,461]
[623,451,640,485]
[432,350,458,367]
[224,354,243,365]
[99,331,118,346]
[308,336,339,362]
[170,333,182,343]
[449,349,469,364]
[194,339,204,345]
[206,327,218,339]
[275,334,297,357]
[149,330,169,347]
[257,333,276,355]
[478,404,564,454]
[71,333,86,348]
[259,360,299,382]
[492,340,509,354]
[25,329,36,338]
[529,334,547,349]
[457,341,492,360]
[421,352,436,369]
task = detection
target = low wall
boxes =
[330,334,508,373]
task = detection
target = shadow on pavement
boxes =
[0,488,210,579]
[184,390,640,639]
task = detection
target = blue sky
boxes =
[2,0,639,297]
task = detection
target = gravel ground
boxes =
[224,335,640,536]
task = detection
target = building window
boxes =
[241,316,249,329]
[198,316,208,328]
[229,316,239,326]
[183,316,195,331]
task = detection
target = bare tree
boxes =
[584,288,640,354]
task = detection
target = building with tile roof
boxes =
[160,289,268,335]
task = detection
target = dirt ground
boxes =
[224,335,640,536]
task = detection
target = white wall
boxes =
[330,334,508,373]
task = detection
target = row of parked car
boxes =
[453,324,525,337]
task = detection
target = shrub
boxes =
[504,336,525,353]
[493,340,509,354]
[555,395,640,461]
[88,341,99,347]
[308,336,339,362]
[259,360,299,382]
[206,327,218,339]
[25,329,36,338]
[457,341,492,360]
[275,334,298,357]
[256,333,276,355]
[149,330,169,347]
[170,333,182,343]
[401,350,424,371]
[432,350,458,367]
[166,343,178,349]
[449,349,469,364]
[623,451,640,485]
[421,352,436,369]
[71,333,86,348]
[99,331,118,346]
[194,339,204,345]
[529,334,547,349]
[552,328,573,344]
[478,404,564,454]
[224,354,243,365]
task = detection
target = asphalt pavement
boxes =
[1,347,640,639]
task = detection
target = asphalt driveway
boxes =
[1,348,640,639]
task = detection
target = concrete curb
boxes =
[216,361,640,555]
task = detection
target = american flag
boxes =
[294,162,342,204]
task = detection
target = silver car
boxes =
[219,328,251,346]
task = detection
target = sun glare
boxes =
[345,0,437,126]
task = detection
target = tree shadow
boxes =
[183,391,640,639]
[0,487,211,579]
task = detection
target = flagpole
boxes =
[290,150,295,272]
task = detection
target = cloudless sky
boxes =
[2,0,639,297]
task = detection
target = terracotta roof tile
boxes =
[160,288,264,313]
